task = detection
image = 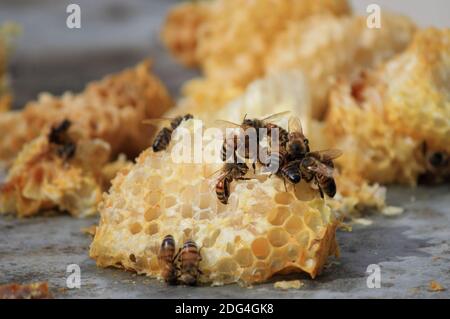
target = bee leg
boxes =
[315,179,324,199]
[252,161,256,174]
[172,248,182,262]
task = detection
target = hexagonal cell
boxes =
[295,231,310,248]
[286,243,301,261]
[195,209,212,220]
[146,175,161,189]
[144,191,161,207]
[180,203,193,218]
[203,229,221,248]
[215,257,239,274]
[284,215,305,234]
[234,248,254,267]
[145,222,159,236]
[180,185,199,205]
[164,196,177,208]
[144,205,161,222]
[199,193,212,210]
[304,212,323,232]
[164,180,182,194]
[274,192,294,205]
[249,202,271,217]
[267,227,289,247]
[267,206,291,226]
[293,181,317,201]
[251,237,272,259]
[129,222,142,235]
[251,261,268,282]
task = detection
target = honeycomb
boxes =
[0,128,131,218]
[0,60,173,164]
[178,12,415,119]
[382,28,450,155]
[161,1,209,67]
[265,12,416,118]
[90,120,340,285]
[0,23,18,112]
[325,28,450,185]
[170,70,387,215]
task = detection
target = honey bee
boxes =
[419,141,450,183]
[48,119,76,160]
[158,235,180,285]
[178,239,202,286]
[299,149,342,198]
[143,114,194,152]
[286,116,310,160]
[212,163,250,204]
[217,112,290,168]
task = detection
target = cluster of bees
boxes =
[147,112,342,206]
[149,112,342,285]
[213,112,342,204]
[158,235,202,286]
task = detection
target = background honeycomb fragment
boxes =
[0,130,130,218]
[163,1,415,119]
[90,120,339,285]
[0,60,173,164]
[161,1,209,67]
[0,23,18,112]
[325,28,450,185]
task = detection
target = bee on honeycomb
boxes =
[90,119,340,285]
[0,60,173,164]
[325,28,450,185]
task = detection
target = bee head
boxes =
[429,152,448,168]
[236,163,249,175]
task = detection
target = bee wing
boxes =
[261,111,291,123]
[288,116,304,134]
[305,160,335,177]
[309,149,343,161]
[142,117,174,126]
[206,167,230,191]
[214,119,241,129]
[213,119,243,141]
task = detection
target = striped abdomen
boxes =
[152,127,173,152]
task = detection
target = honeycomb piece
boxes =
[265,12,416,118]
[0,60,173,164]
[161,1,209,67]
[195,0,351,86]
[325,28,450,185]
[0,23,19,112]
[0,127,130,218]
[179,12,415,119]
[171,70,387,215]
[382,28,450,155]
[174,70,311,129]
[0,282,52,299]
[90,120,339,285]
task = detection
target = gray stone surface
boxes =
[0,0,449,299]
[0,185,449,299]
